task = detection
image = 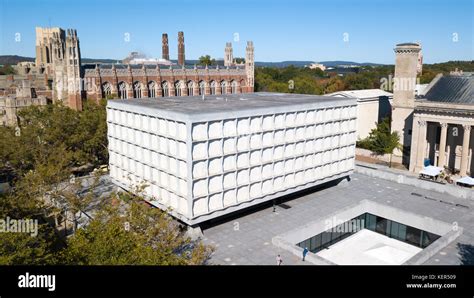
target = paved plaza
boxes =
[202,171,474,265]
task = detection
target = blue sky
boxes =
[0,0,472,64]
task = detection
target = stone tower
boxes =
[224,42,233,67]
[35,27,65,75]
[417,47,423,75]
[391,42,422,165]
[178,31,185,66]
[162,33,169,61]
[51,28,83,110]
[65,29,82,110]
[245,41,255,92]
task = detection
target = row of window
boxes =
[192,119,357,141]
[110,165,188,215]
[192,159,354,199]
[191,133,356,160]
[103,80,243,99]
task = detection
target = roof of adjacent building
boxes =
[107,92,356,122]
[325,89,393,100]
[423,74,474,104]
[83,63,243,70]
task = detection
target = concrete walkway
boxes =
[202,172,474,265]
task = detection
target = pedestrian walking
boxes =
[302,247,309,261]
[276,254,282,265]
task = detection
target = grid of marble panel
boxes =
[106,108,189,215]
[190,106,357,216]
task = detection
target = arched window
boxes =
[199,81,205,95]
[133,81,142,98]
[102,82,112,98]
[148,81,157,98]
[118,82,128,99]
[187,81,194,96]
[231,80,239,94]
[162,81,169,97]
[220,80,227,94]
[240,79,246,92]
[175,81,184,96]
[210,80,217,95]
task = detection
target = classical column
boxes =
[460,124,471,176]
[438,122,448,168]
[416,119,428,171]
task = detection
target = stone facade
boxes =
[162,33,169,61]
[177,31,185,66]
[35,27,65,75]
[408,73,474,176]
[390,42,422,166]
[83,39,255,101]
[1,27,255,111]
[224,42,233,67]
[0,80,48,126]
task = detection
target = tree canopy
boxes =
[357,117,402,167]
[254,60,474,95]
[198,55,216,66]
[0,100,213,265]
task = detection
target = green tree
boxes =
[234,57,245,64]
[0,225,59,265]
[0,101,108,180]
[0,64,16,75]
[60,193,213,265]
[198,55,216,66]
[357,117,402,168]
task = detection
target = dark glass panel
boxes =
[406,226,421,247]
[398,224,407,241]
[314,234,322,249]
[366,213,376,231]
[375,216,388,235]
[390,221,399,239]
[321,232,331,247]
[421,231,441,248]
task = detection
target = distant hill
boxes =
[254,60,386,68]
[0,55,384,68]
[82,58,121,64]
[0,55,35,65]
[2,55,469,70]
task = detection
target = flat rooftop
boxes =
[107,92,356,122]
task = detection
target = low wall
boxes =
[355,162,474,200]
[272,199,461,265]
[405,228,463,265]
[355,147,391,163]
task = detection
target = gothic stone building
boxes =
[37,27,255,107]
[83,40,254,102]
[0,27,255,115]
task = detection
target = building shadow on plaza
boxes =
[457,243,474,265]
[200,176,348,231]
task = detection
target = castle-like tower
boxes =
[245,41,255,90]
[162,33,169,61]
[35,27,65,74]
[224,42,233,67]
[46,28,83,110]
[391,42,422,165]
[178,31,185,66]
[65,29,82,110]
